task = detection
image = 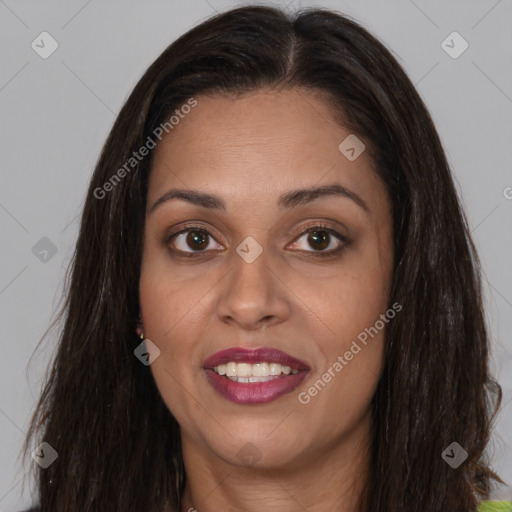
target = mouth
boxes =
[203,346,310,405]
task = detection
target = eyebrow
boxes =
[148,183,370,215]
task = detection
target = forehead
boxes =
[148,88,385,215]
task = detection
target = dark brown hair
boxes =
[22,5,503,511]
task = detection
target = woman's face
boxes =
[140,88,394,471]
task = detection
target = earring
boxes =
[136,314,144,340]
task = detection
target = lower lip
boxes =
[204,369,309,405]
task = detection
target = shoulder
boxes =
[478,501,512,512]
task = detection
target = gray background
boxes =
[1,0,511,510]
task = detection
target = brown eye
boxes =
[289,225,346,255]
[306,230,330,251]
[166,223,347,259]
[185,230,209,250]
[167,226,224,255]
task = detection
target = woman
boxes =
[21,4,510,511]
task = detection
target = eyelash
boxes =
[164,222,349,259]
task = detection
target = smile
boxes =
[203,347,310,405]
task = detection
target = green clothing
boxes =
[478,501,512,511]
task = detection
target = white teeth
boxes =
[269,363,281,375]
[226,362,237,376]
[227,375,280,383]
[212,361,300,378]
[237,363,252,377]
[252,362,269,376]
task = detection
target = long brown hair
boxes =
[22,5,503,511]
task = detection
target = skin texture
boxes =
[139,88,394,512]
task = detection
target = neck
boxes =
[179,411,372,512]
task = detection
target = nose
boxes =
[215,241,291,332]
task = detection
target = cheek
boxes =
[298,289,387,441]
[139,263,200,367]
[314,248,392,346]
[138,241,206,341]
[313,274,387,393]
[299,244,390,413]
[139,249,217,426]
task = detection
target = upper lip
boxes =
[203,346,310,371]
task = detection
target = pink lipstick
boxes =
[203,347,310,405]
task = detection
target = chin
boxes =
[204,427,307,470]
